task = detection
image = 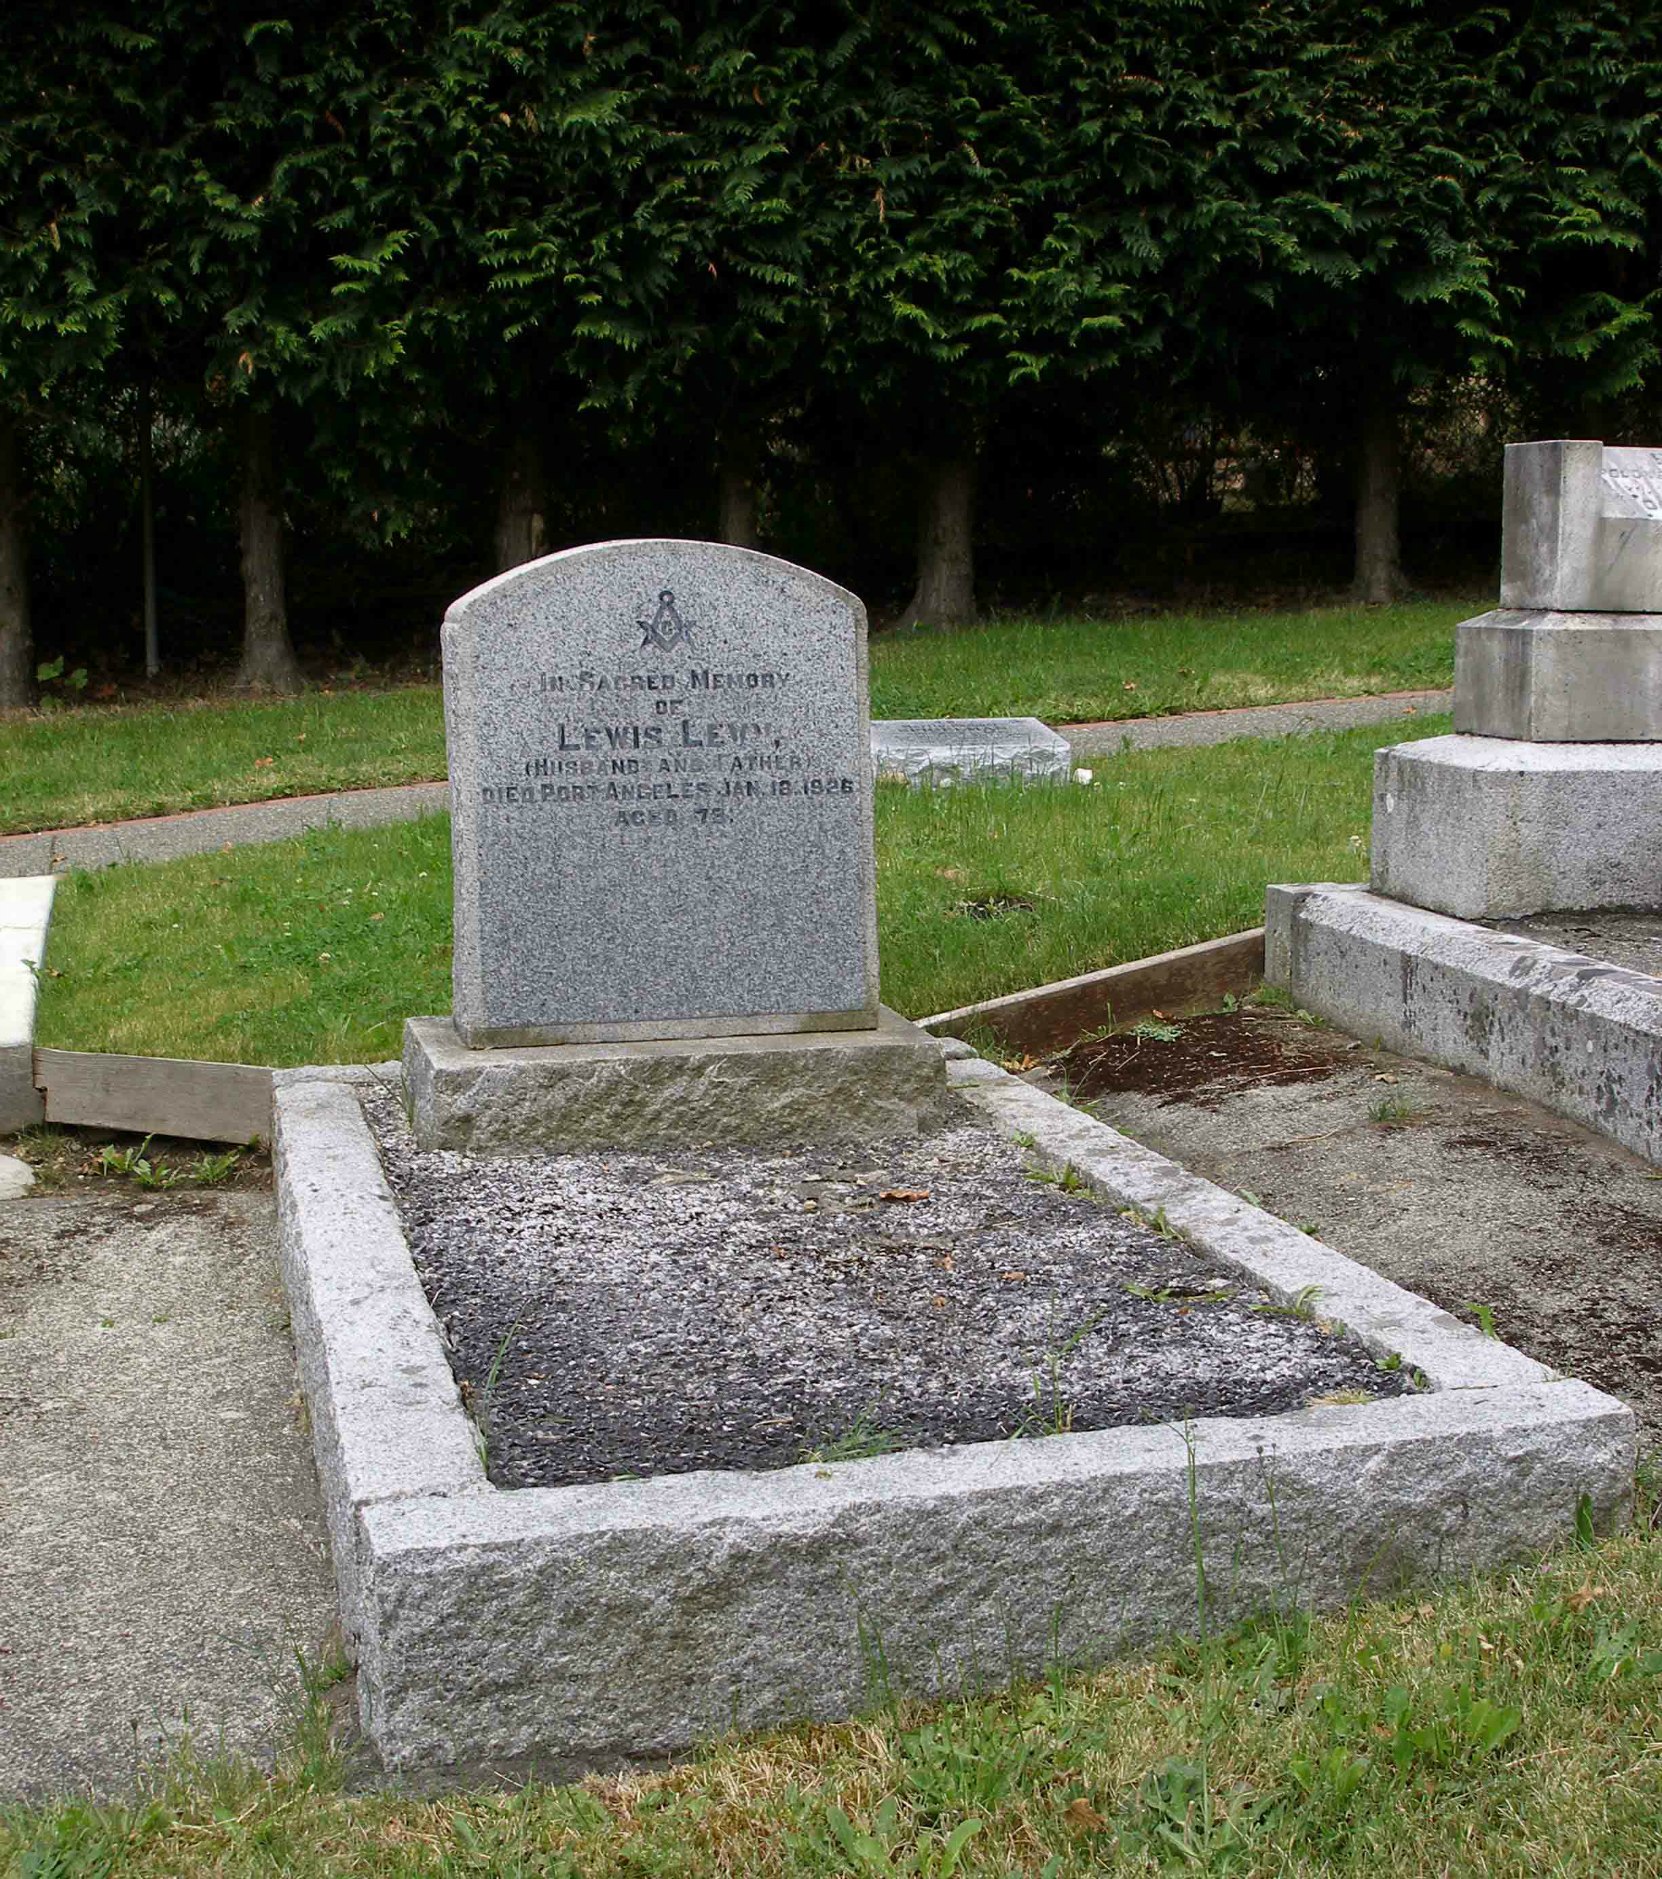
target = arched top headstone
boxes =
[442,539,878,1047]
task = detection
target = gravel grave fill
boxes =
[363,1091,1407,1489]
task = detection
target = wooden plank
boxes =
[918,927,1266,1057]
[33,1049,274,1144]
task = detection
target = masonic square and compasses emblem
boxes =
[638,588,695,653]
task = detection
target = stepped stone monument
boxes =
[404,539,952,1152]
[1370,441,1662,919]
[1268,440,1662,1164]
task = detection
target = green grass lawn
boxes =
[7,1513,1661,1875]
[0,601,1470,835]
[34,719,1444,1065]
[869,598,1467,723]
[0,685,447,835]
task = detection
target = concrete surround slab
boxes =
[1371,734,1662,919]
[274,1059,1632,1781]
[1266,882,1662,1166]
[0,875,55,1132]
[402,1006,956,1153]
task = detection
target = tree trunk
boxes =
[1353,385,1407,604]
[0,414,32,709]
[494,432,548,572]
[896,454,977,629]
[717,457,760,550]
[139,381,160,678]
[233,406,302,692]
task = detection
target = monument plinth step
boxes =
[1454,607,1662,742]
[1370,734,1662,921]
[402,1008,957,1155]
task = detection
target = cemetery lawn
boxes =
[33,719,1448,1065]
[6,1516,1662,1874]
[0,600,1467,834]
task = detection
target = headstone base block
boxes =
[1372,734,1662,919]
[403,1009,958,1155]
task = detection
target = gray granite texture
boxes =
[1454,607,1662,741]
[1266,882,1662,1167]
[1500,439,1662,612]
[363,1091,1404,1489]
[1371,734,1662,920]
[871,717,1071,785]
[271,1062,1632,1779]
[402,1008,955,1154]
[443,540,878,1047]
[273,1070,485,1643]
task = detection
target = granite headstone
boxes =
[444,540,879,1047]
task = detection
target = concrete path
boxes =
[0,1182,336,1802]
[0,780,449,878]
[0,690,1452,878]
[1064,686,1451,758]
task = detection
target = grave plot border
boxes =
[1267,882,1662,1167]
[0,875,55,1131]
[273,1055,1633,1782]
[919,926,1264,1055]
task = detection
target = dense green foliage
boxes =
[1,3,1659,689]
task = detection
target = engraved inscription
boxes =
[1601,449,1662,520]
[479,596,861,839]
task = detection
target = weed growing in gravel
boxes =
[96,1136,246,1191]
[1124,1279,1239,1306]
[1119,1203,1185,1242]
[800,1414,907,1465]
[1253,1284,1326,1322]
[1012,1313,1107,1438]
[1368,1094,1422,1125]
[1251,983,1323,1026]
[464,1318,525,1469]
[1461,1301,1501,1338]
[1023,1160,1087,1195]
[192,1147,244,1186]
[1131,1018,1185,1043]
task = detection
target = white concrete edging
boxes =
[0,876,55,1132]
[1266,881,1662,1165]
[274,1059,1634,1780]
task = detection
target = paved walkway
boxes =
[0,690,1451,878]
[0,779,448,878]
[1064,686,1450,758]
[0,1183,336,1801]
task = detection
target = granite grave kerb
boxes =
[445,540,880,1048]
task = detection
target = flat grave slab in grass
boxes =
[363,1092,1402,1489]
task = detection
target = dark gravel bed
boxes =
[363,1093,1407,1489]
